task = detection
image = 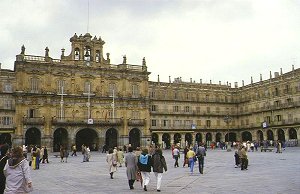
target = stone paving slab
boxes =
[28,147,300,194]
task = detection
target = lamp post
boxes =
[224,114,232,152]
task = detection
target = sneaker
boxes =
[157,189,161,192]
[144,185,147,191]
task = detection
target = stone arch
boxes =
[162,133,171,149]
[277,129,285,141]
[216,132,222,143]
[206,132,212,143]
[185,133,193,147]
[53,128,68,152]
[267,129,274,140]
[257,130,264,141]
[195,133,202,144]
[129,128,141,149]
[151,133,159,145]
[242,131,252,141]
[25,127,41,146]
[174,133,181,144]
[0,133,12,145]
[225,132,236,142]
[76,128,99,151]
[289,128,297,139]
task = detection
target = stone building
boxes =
[0,33,299,150]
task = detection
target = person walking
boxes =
[240,146,248,170]
[106,148,117,179]
[152,148,167,192]
[183,146,189,167]
[196,144,206,174]
[117,148,124,167]
[60,145,65,163]
[4,146,33,193]
[137,148,152,191]
[42,146,49,163]
[0,144,9,194]
[71,145,77,156]
[186,147,196,174]
[173,146,180,168]
[125,146,137,190]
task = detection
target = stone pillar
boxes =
[284,129,289,141]
[158,133,163,147]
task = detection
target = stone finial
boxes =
[106,53,110,63]
[280,68,283,75]
[169,76,171,83]
[21,45,25,54]
[142,57,146,66]
[292,65,294,71]
[210,80,212,84]
[45,47,49,57]
[260,74,262,81]
[242,80,244,86]
[251,76,253,84]
[219,81,221,85]
[270,71,272,79]
[200,79,202,84]
[158,75,160,82]
[123,55,127,64]
[190,78,193,83]
[61,48,65,57]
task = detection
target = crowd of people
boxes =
[0,139,287,193]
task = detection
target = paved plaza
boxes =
[29,147,300,194]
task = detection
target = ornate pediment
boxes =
[80,74,96,79]
[53,71,70,77]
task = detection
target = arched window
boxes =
[84,46,91,62]
[95,50,100,62]
[74,48,80,60]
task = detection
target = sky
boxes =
[0,0,299,86]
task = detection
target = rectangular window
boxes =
[58,80,65,94]
[132,84,139,98]
[266,116,271,124]
[163,120,168,127]
[151,105,157,111]
[109,83,116,97]
[174,120,181,126]
[30,78,39,93]
[184,106,190,112]
[206,120,211,127]
[4,99,12,109]
[2,117,12,125]
[174,106,179,112]
[151,119,157,126]
[196,107,200,113]
[207,107,210,113]
[29,109,35,118]
[276,115,282,122]
[3,83,12,92]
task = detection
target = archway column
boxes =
[158,133,163,147]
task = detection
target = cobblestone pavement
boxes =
[29,147,300,194]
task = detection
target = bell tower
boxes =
[61,33,110,66]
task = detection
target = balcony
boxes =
[0,124,15,133]
[23,117,45,125]
[128,119,146,126]
[52,117,123,126]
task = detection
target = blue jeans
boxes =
[189,158,194,173]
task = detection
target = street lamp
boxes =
[224,114,232,152]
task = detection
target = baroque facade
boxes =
[0,33,299,150]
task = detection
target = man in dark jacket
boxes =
[152,148,167,192]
